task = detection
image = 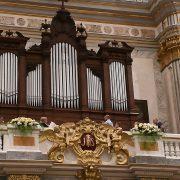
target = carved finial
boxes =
[5,30,13,37]
[40,19,50,32]
[58,0,68,10]
[77,23,87,39]
[111,40,118,47]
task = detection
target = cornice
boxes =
[151,0,180,25]
[0,0,178,27]
[0,0,178,53]
[0,0,178,29]
[0,159,180,178]
[0,0,155,27]
[0,12,158,49]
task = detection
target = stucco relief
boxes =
[114,26,129,36]
[130,28,140,37]
[141,29,155,39]
[0,14,156,40]
[16,18,26,27]
[103,26,113,34]
[0,16,15,26]
[85,24,102,34]
[27,18,44,28]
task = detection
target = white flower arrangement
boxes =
[131,123,162,137]
[9,117,40,134]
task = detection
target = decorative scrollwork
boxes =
[76,166,102,180]
[40,117,130,166]
[8,175,40,180]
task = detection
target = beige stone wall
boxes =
[132,49,158,122]
[132,48,168,124]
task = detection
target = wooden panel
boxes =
[13,136,35,146]
[135,99,149,123]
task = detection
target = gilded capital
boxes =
[158,33,180,70]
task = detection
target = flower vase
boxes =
[138,135,158,151]
[133,135,165,157]
[5,124,41,152]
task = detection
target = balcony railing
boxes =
[0,125,179,160]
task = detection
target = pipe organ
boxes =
[109,62,128,111]
[87,68,103,110]
[27,64,42,107]
[0,53,18,105]
[0,4,138,130]
[50,43,79,109]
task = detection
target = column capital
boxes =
[158,28,180,70]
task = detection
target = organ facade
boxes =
[0,3,138,130]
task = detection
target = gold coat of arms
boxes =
[40,117,130,166]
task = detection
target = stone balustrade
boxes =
[163,133,180,158]
[0,126,179,179]
[0,126,179,160]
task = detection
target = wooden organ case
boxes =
[0,4,138,130]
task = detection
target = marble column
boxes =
[159,34,180,133]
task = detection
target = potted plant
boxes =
[131,123,163,151]
[8,117,40,135]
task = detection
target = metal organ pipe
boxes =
[50,43,79,109]
[26,64,42,106]
[87,68,103,110]
[109,62,127,111]
[0,52,18,104]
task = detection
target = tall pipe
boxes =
[50,43,79,109]
[109,62,127,111]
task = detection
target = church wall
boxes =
[132,49,159,123]
[132,48,169,125]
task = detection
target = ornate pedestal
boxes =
[133,135,164,157]
[4,125,41,152]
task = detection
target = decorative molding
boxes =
[76,166,102,180]
[158,34,180,70]
[0,13,156,40]
[0,0,179,40]
[0,0,178,27]
[8,175,40,180]
[4,167,46,174]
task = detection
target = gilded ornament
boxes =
[76,166,102,180]
[40,117,130,166]
[158,34,180,70]
[8,175,40,180]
